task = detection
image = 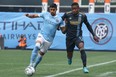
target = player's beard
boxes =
[51,12,56,16]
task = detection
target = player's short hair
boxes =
[49,3,57,9]
[71,2,79,7]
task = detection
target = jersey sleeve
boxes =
[83,14,95,36]
[57,18,65,31]
[60,19,65,27]
[62,13,67,20]
[38,12,46,18]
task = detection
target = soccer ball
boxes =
[25,66,35,76]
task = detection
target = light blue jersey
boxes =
[38,12,63,42]
[29,12,64,69]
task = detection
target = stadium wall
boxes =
[0,12,116,50]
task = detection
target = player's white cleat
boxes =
[83,67,89,73]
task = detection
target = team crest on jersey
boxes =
[90,18,113,45]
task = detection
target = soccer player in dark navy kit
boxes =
[61,2,99,73]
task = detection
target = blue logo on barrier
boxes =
[91,18,113,45]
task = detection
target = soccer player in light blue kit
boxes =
[25,3,64,75]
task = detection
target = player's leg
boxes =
[25,34,44,76]
[66,38,75,65]
[29,34,43,67]
[75,37,89,73]
[78,43,87,67]
[33,40,52,68]
[29,42,40,66]
[78,43,89,73]
[33,50,44,68]
[67,51,73,65]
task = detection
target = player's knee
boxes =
[78,42,84,49]
[35,42,40,48]
[39,51,45,56]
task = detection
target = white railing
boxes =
[0,5,115,8]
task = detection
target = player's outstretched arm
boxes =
[83,14,99,42]
[25,14,39,18]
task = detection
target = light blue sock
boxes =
[33,53,42,68]
[29,46,39,66]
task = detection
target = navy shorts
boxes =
[66,36,84,52]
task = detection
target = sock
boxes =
[33,53,42,68]
[29,46,39,66]
[67,51,73,60]
[80,49,87,67]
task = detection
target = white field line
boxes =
[44,60,116,77]
[97,71,116,77]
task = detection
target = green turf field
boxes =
[0,50,116,77]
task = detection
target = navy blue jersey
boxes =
[62,11,95,39]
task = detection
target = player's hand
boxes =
[25,14,29,17]
[25,14,38,18]
[60,26,66,34]
[93,36,99,42]
[25,14,33,18]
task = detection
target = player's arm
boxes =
[60,19,67,34]
[83,14,95,36]
[60,26,67,34]
[25,14,39,18]
[57,23,67,34]
[83,14,99,42]
[62,13,67,21]
[60,13,68,34]
[59,18,67,34]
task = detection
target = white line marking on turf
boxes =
[44,60,116,77]
[97,71,116,77]
[40,63,67,66]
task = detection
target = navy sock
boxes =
[80,49,87,67]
